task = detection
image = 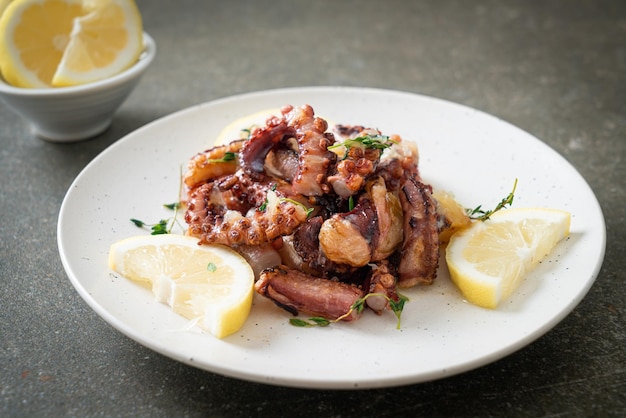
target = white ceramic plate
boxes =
[58,87,605,389]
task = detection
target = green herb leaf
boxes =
[130,218,173,235]
[328,134,394,159]
[163,202,181,210]
[258,184,277,212]
[151,220,169,235]
[309,317,331,326]
[130,218,145,227]
[207,151,237,164]
[389,293,409,330]
[348,195,355,211]
[290,318,314,327]
[288,291,409,329]
[207,262,217,272]
[351,297,367,315]
[289,317,332,327]
[466,178,518,221]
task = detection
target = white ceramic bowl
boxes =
[0,32,156,142]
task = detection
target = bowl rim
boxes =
[0,32,156,97]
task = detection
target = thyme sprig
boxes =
[130,201,182,235]
[466,178,518,221]
[289,292,409,330]
[328,134,395,159]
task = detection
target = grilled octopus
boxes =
[183,104,446,323]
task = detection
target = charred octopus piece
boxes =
[318,177,403,267]
[364,260,401,314]
[185,174,310,246]
[255,265,365,321]
[237,104,337,196]
[239,115,294,180]
[397,176,440,287]
[284,104,337,196]
[327,128,386,198]
[183,139,245,189]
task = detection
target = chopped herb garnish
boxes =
[258,184,278,212]
[348,195,355,211]
[466,178,518,221]
[130,218,170,235]
[329,134,395,159]
[207,262,217,272]
[289,317,331,327]
[290,292,409,330]
[131,200,183,235]
[130,218,145,228]
[163,202,181,210]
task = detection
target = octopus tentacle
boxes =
[255,265,365,321]
[183,139,245,189]
[239,116,294,179]
[397,176,440,287]
[375,137,420,191]
[285,104,337,196]
[364,260,400,314]
[327,128,385,198]
[317,177,403,267]
[185,174,310,246]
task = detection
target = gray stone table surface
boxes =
[1,0,624,416]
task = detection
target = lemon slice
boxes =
[0,0,143,88]
[445,208,571,309]
[108,234,254,338]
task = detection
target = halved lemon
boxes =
[0,0,143,88]
[445,208,571,309]
[108,234,254,338]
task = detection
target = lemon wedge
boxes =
[108,234,254,338]
[0,0,143,88]
[445,208,571,309]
